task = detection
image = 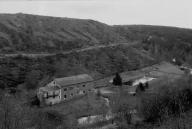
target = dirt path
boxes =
[0,42,140,58]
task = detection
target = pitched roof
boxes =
[39,85,60,92]
[54,74,93,87]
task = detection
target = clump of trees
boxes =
[137,83,145,92]
[140,76,192,123]
[0,56,56,90]
[0,94,72,129]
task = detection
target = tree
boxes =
[113,73,122,86]
[25,70,42,90]
[140,83,145,91]
[136,83,145,93]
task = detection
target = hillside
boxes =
[0,14,192,87]
[1,13,192,129]
[114,25,192,65]
[0,13,159,90]
[0,13,192,66]
[0,13,126,53]
[0,13,192,89]
[0,44,156,89]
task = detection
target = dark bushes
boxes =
[140,77,192,123]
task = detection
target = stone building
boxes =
[37,74,94,105]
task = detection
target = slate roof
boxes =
[54,74,93,87]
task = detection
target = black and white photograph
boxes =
[0,0,192,129]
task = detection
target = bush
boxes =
[140,77,192,123]
[30,95,40,107]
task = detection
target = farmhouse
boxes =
[37,74,94,106]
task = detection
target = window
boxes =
[46,93,49,99]
[64,95,67,99]
[69,87,74,90]
[44,93,47,98]
[64,88,67,91]
[83,91,86,94]
[52,92,59,98]
[53,92,55,98]
[82,85,86,87]
[71,93,73,97]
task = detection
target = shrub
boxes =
[140,77,192,123]
[30,95,40,107]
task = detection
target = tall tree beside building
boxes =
[113,73,122,86]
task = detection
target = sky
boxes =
[0,0,191,28]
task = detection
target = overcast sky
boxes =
[0,0,191,28]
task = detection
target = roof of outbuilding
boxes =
[54,74,93,87]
